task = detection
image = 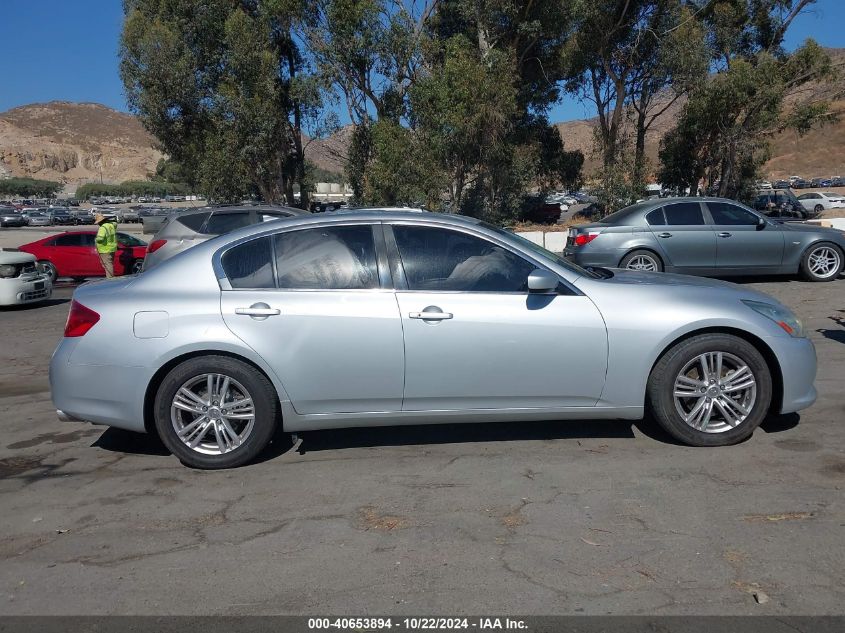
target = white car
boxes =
[797,191,845,214]
[0,250,52,306]
[757,180,773,190]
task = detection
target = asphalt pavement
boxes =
[0,277,843,615]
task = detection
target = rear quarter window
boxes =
[221,236,275,289]
[645,209,665,226]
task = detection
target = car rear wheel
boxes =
[39,261,57,283]
[153,355,279,469]
[131,259,144,274]
[814,204,824,214]
[800,242,843,282]
[647,334,772,446]
[620,249,663,272]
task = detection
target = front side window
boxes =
[221,236,275,289]
[392,225,536,292]
[664,202,705,225]
[707,202,758,226]
[275,225,378,290]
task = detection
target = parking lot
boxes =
[0,266,842,615]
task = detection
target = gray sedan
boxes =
[565,197,845,282]
[51,211,817,469]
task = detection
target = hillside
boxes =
[0,102,163,189]
[2,47,844,192]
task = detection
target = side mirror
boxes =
[756,216,767,230]
[527,269,559,293]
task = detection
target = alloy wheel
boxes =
[170,373,256,455]
[626,255,658,271]
[673,351,757,433]
[807,246,841,279]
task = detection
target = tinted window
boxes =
[177,212,211,232]
[707,202,758,226]
[664,202,705,225]
[393,225,536,292]
[117,233,146,247]
[274,225,378,290]
[646,209,665,226]
[205,211,253,235]
[53,234,85,247]
[222,236,275,289]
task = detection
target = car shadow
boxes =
[90,412,802,462]
[0,298,69,311]
[721,273,845,285]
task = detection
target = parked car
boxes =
[0,250,52,306]
[44,208,73,225]
[22,212,52,227]
[142,204,308,271]
[810,177,832,188]
[0,208,27,227]
[772,180,790,189]
[756,180,772,189]
[792,178,811,189]
[18,231,148,282]
[797,191,845,214]
[831,176,844,187]
[122,207,142,223]
[69,210,95,225]
[139,207,173,234]
[565,197,845,282]
[752,189,808,218]
[50,210,818,469]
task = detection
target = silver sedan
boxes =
[50,211,817,468]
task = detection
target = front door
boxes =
[705,201,785,272]
[219,224,405,414]
[387,224,608,411]
[651,201,716,273]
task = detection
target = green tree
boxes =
[120,0,322,205]
[659,1,836,199]
[0,177,62,198]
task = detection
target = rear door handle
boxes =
[718,232,732,238]
[658,232,672,238]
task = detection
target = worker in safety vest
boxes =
[94,212,118,278]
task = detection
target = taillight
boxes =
[574,232,600,247]
[64,300,100,337]
[147,239,167,253]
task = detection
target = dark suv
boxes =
[751,189,809,219]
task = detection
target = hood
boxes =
[0,249,36,265]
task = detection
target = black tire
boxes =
[153,355,279,469]
[39,260,57,283]
[800,242,844,282]
[131,259,144,275]
[71,276,87,283]
[620,249,664,272]
[647,333,772,447]
[814,204,824,214]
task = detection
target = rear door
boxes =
[219,222,405,414]
[705,201,784,273]
[649,201,716,273]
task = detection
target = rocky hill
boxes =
[0,102,163,190]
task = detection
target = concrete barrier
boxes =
[515,230,568,252]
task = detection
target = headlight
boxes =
[0,264,18,278]
[742,300,804,337]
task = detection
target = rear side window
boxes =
[645,209,665,226]
[221,236,275,289]
[176,212,211,232]
[205,211,254,235]
[664,202,705,225]
[707,202,758,226]
[275,225,378,290]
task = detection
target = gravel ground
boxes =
[0,273,842,616]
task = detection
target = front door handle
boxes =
[658,232,672,238]
[235,302,280,319]
[409,307,453,321]
[718,232,732,238]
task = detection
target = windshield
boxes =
[484,223,601,279]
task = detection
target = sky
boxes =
[0,0,843,124]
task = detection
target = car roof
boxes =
[176,204,308,216]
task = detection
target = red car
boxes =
[18,231,148,282]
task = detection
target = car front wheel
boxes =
[39,261,57,283]
[647,334,772,446]
[153,355,279,469]
[800,242,843,282]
